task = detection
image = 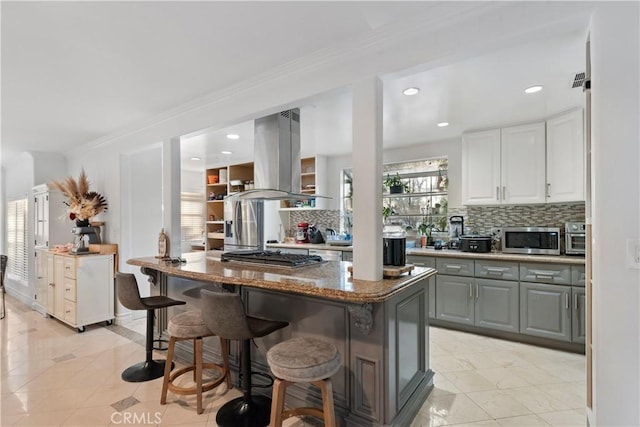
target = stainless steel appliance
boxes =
[224,199,264,251]
[502,227,561,255]
[565,222,586,255]
[221,250,323,267]
[448,216,464,250]
[459,235,491,253]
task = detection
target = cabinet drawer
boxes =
[436,258,474,277]
[475,260,519,281]
[63,278,77,302]
[571,266,586,286]
[63,300,77,324]
[63,258,76,279]
[407,255,435,268]
[519,263,571,285]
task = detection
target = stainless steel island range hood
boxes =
[227,108,326,201]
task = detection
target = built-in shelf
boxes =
[279,207,323,212]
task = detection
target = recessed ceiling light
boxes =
[402,87,420,96]
[226,134,240,140]
[437,122,449,127]
[524,85,543,94]
[221,151,232,155]
[190,156,201,161]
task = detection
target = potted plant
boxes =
[418,220,434,246]
[384,173,409,194]
[382,205,393,222]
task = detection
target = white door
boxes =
[546,109,585,203]
[501,122,546,204]
[461,129,501,205]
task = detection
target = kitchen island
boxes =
[128,252,436,427]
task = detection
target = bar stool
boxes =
[200,289,289,427]
[116,272,186,382]
[266,337,341,427]
[161,310,232,414]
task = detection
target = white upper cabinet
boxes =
[461,129,501,205]
[500,122,546,204]
[546,109,585,203]
[462,123,546,205]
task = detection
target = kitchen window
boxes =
[342,157,448,232]
[181,192,205,243]
[6,197,28,284]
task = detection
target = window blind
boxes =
[181,193,205,242]
[7,198,28,283]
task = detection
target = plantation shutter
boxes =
[181,193,205,242]
[7,198,29,283]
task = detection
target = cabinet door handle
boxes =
[502,186,506,200]
[475,283,479,299]
[496,186,500,200]
[565,293,569,310]
[547,183,551,198]
[49,283,55,287]
[574,293,579,310]
[469,283,473,298]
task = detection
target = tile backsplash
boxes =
[288,202,585,239]
[449,202,585,235]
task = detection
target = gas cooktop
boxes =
[220,250,324,268]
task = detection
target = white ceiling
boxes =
[1,2,586,171]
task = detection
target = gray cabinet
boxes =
[571,266,586,286]
[436,257,474,277]
[520,282,572,342]
[475,278,519,333]
[435,275,474,325]
[571,287,586,344]
[520,262,571,285]
[475,260,519,281]
[407,255,435,268]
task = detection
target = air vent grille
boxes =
[280,110,291,119]
[571,72,586,88]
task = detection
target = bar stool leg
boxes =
[269,378,288,427]
[195,337,204,414]
[161,336,177,404]
[318,378,336,427]
[220,338,232,390]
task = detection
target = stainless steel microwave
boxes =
[502,227,561,255]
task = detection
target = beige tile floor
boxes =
[1,295,586,427]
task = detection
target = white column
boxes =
[352,76,383,281]
[162,137,182,257]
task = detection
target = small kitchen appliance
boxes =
[70,224,102,254]
[448,216,464,250]
[296,222,310,244]
[459,235,492,253]
[308,224,325,244]
[383,224,406,266]
[502,227,561,255]
[565,222,586,255]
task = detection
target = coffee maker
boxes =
[448,216,464,250]
[71,224,102,254]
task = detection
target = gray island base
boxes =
[128,253,437,426]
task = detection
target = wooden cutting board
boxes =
[348,264,415,278]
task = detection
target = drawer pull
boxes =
[534,273,555,280]
[49,283,55,287]
[65,287,71,292]
[446,265,462,270]
[486,268,505,275]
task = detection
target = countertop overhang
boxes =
[127,252,435,303]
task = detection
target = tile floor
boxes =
[1,295,586,426]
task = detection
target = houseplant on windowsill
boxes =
[50,169,108,225]
[384,173,409,194]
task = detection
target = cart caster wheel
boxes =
[105,319,113,326]
[77,326,86,333]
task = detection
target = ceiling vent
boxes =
[571,72,586,88]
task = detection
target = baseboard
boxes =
[5,286,33,307]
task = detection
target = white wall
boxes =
[590,3,640,425]
[325,137,461,210]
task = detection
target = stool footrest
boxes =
[166,363,228,396]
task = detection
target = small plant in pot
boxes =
[418,221,435,246]
[384,173,409,194]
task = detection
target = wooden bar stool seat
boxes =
[266,337,341,427]
[161,310,232,415]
